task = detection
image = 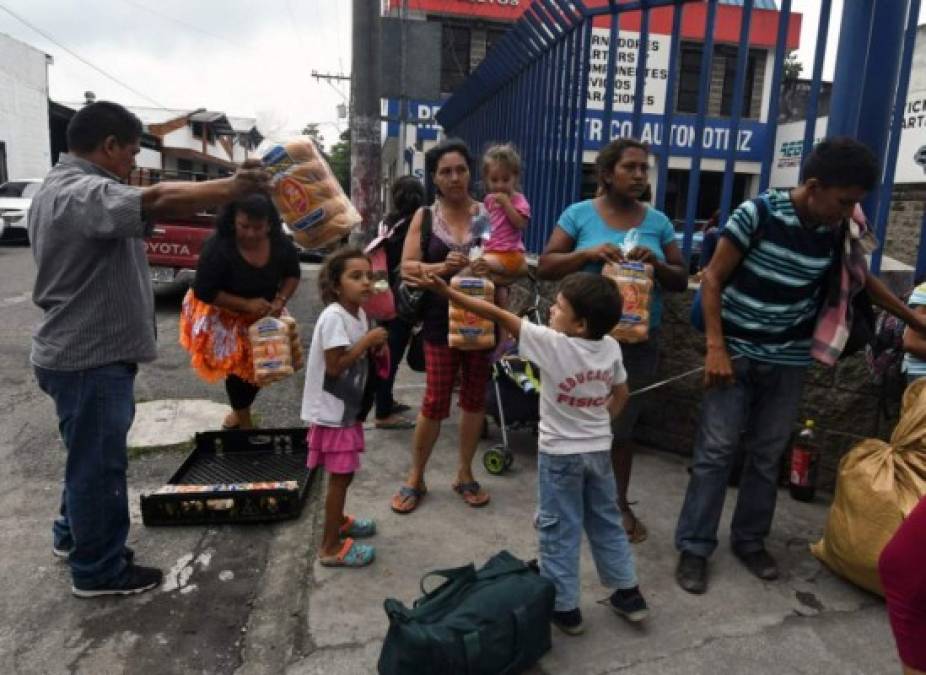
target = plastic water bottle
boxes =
[789,419,820,502]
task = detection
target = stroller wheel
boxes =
[504,452,514,469]
[483,447,507,475]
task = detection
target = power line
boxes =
[117,0,236,47]
[0,1,167,108]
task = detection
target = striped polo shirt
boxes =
[719,189,836,366]
[29,155,156,370]
[902,283,926,379]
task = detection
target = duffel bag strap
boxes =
[462,632,482,674]
[418,564,476,599]
[475,557,527,582]
[498,606,529,675]
[383,598,411,623]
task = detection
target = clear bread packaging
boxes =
[448,276,496,351]
[602,261,653,344]
[249,317,294,385]
[262,139,360,249]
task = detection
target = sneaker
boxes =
[71,563,163,598]
[54,546,135,565]
[609,587,649,623]
[551,608,585,635]
[733,547,779,581]
[676,551,708,594]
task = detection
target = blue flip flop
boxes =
[339,515,377,538]
[319,538,375,567]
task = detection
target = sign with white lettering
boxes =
[583,111,766,161]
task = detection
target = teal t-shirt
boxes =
[556,199,676,327]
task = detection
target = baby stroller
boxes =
[482,281,545,475]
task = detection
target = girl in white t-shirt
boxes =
[301,248,388,567]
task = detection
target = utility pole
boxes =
[350,0,382,239]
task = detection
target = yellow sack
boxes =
[810,378,926,595]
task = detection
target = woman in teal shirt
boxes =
[538,138,688,543]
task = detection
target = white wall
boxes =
[0,34,51,179]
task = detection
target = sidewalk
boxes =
[286,397,896,675]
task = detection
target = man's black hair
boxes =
[66,101,144,154]
[802,137,880,191]
[558,272,624,340]
[385,175,426,227]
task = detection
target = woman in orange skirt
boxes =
[180,193,301,429]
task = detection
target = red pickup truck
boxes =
[145,215,215,288]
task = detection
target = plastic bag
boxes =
[249,317,294,386]
[810,378,926,595]
[602,261,653,343]
[262,139,360,249]
[279,314,304,372]
[448,276,496,351]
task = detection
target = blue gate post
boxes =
[855,0,913,275]
[872,0,920,276]
[826,0,874,138]
[654,2,684,211]
[680,0,718,261]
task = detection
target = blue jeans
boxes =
[375,317,413,419]
[35,363,137,587]
[675,357,807,558]
[537,451,638,611]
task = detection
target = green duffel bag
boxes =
[378,550,555,675]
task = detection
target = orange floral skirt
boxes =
[179,289,256,385]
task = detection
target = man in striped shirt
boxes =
[29,101,269,598]
[674,137,926,595]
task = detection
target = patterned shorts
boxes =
[421,341,491,420]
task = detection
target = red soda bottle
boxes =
[789,419,819,502]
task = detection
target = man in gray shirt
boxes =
[30,101,269,598]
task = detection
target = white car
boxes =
[0,178,43,243]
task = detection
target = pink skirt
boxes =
[307,423,364,474]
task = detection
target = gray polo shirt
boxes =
[29,154,156,370]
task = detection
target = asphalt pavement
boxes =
[0,244,901,674]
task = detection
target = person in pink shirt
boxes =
[480,144,530,277]
[477,144,531,347]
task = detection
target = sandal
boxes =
[621,507,648,544]
[375,417,416,430]
[339,515,376,538]
[391,484,427,514]
[319,537,375,567]
[452,481,490,508]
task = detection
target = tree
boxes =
[301,122,324,145]
[328,129,350,194]
[783,53,803,82]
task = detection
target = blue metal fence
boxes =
[435,0,922,278]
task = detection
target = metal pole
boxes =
[856,0,911,237]
[870,0,918,275]
[350,0,382,237]
[655,1,683,211]
[826,0,875,137]
[758,0,791,191]
[798,0,832,178]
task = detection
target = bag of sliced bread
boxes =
[602,261,653,344]
[262,139,360,249]
[448,276,496,351]
[249,317,294,385]
[280,314,304,372]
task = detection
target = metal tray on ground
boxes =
[141,427,314,526]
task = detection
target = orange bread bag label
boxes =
[602,261,653,344]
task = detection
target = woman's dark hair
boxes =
[214,193,284,240]
[385,175,426,227]
[318,246,369,305]
[596,138,649,191]
[67,101,143,153]
[802,137,879,191]
[425,138,472,198]
[558,272,624,340]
